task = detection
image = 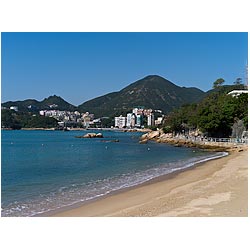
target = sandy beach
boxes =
[51,149,248,217]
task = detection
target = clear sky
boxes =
[1,32,248,106]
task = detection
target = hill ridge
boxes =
[2,75,206,116]
[2,95,76,112]
[78,75,205,117]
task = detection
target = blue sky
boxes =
[1,32,248,105]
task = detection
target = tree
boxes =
[20,115,58,128]
[162,104,198,134]
[233,77,242,85]
[163,88,248,138]
[1,110,58,129]
[1,109,22,129]
[213,78,225,89]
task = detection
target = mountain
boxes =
[78,75,206,117]
[40,95,76,111]
[3,75,245,119]
[2,95,76,112]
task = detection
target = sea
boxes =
[1,129,227,217]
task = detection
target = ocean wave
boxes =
[1,151,228,217]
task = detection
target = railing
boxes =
[174,135,248,145]
[206,137,248,144]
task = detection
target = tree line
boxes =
[1,110,58,129]
[162,81,248,138]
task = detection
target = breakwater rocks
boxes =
[139,130,160,144]
[75,133,104,138]
[139,130,247,152]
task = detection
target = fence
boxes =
[206,137,248,144]
[175,135,248,145]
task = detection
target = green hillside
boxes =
[163,84,248,137]
[40,95,76,111]
[78,75,206,117]
[2,95,76,112]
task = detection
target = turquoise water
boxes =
[1,130,226,216]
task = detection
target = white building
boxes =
[10,106,18,112]
[39,110,46,116]
[126,113,136,128]
[135,114,142,127]
[83,114,91,128]
[48,104,58,109]
[147,114,155,127]
[132,108,139,115]
[115,115,127,128]
[227,90,248,97]
[132,107,144,115]
[155,117,163,126]
[126,113,133,128]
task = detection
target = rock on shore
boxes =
[139,130,247,152]
[139,130,160,143]
[75,133,103,138]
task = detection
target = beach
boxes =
[51,148,248,217]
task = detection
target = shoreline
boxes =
[46,148,247,217]
[38,151,226,217]
[139,129,248,152]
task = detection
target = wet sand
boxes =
[51,149,248,217]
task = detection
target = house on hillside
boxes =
[227,90,248,97]
[10,106,18,112]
